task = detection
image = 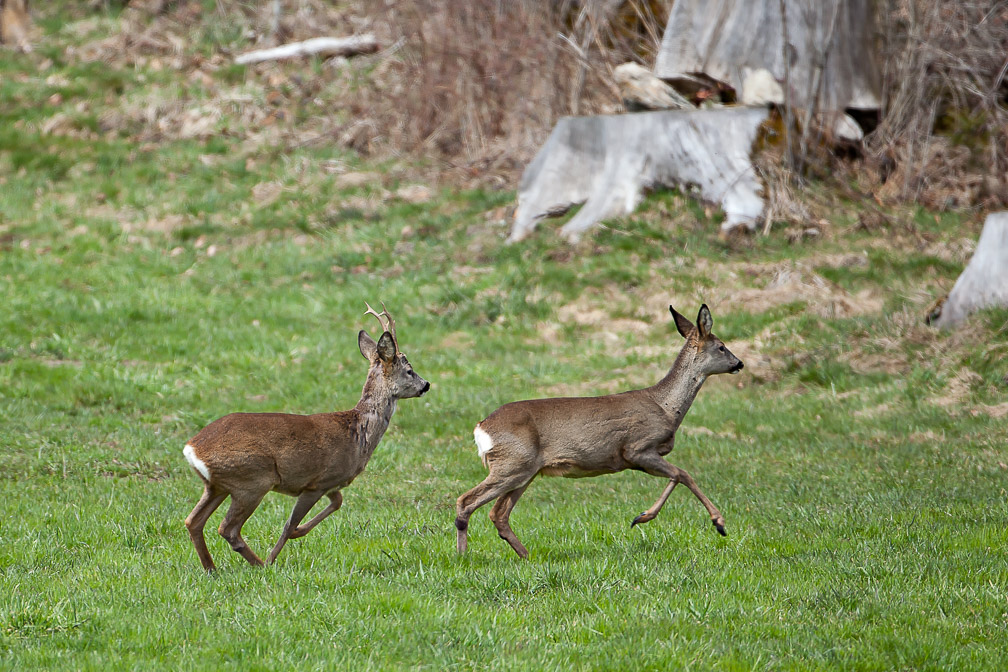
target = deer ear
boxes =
[697,304,713,338]
[358,330,377,360]
[376,331,397,362]
[670,306,693,339]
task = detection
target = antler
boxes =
[363,301,388,333]
[363,301,398,350]
[378,301,397,347]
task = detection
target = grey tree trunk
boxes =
[654,0,881,113]
[509,107,768,243]
[930,212,1008,328]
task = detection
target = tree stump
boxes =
[509,107,769,243]
[929,212,1008,328]
[653,0,881,114]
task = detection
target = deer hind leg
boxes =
[218,490,269,566]
[628,452,726,536]
[489,481,532,559]
[185,485,228,572]
[455,471,533,557]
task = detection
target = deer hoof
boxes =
[713,520,727,536]
[631,513,646,527]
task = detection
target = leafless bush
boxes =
[349,1,667,182]
[372,2,581,170]
[72,1,668,180]
[866,0,1008,208]
[85,0,1006,211]
[311,0,665,176]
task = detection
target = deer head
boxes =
[670,304,744,376]
[358,302,430,399]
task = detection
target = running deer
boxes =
[455,304,743,559]
[183,303,429,571]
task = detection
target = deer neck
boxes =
[354,373,397,458]
[650,344,706,430]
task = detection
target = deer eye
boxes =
[718,345,725,352]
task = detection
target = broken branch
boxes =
[236,34,379,65]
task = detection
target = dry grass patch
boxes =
[931,368,983,409]
[977,402,1008,419]
[726,262,883,318]
[841,350,910,376]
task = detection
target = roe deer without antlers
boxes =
[183,303,429,571]
[456,304,743,559]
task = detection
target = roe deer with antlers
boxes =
[183,303,429,571]
[455,304,743,559]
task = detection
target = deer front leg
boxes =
[289,490,342,539]
[630,477,677,528]
[627,451,727,536]
[678,468,727,536]
[267,489,327,565]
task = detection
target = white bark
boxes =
[236,34,379,65]
[509,107,768,243]
[932,212,1008,328]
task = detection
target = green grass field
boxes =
[2,6,1007,671]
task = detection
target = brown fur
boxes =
[183,310,429,571]
[188,411,362,497]
[1,0,32,52]
[456,304,743,559]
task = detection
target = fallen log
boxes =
[509,107,769,243]
[929,212,1008,328]
[613,62,693,111]
[235,34,379,65]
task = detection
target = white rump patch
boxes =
[183,444,211,481]
[473,426,494,460]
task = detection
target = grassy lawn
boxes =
[2,6,1007,671]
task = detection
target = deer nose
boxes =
[421,381,431,394]
[730,361,744,373]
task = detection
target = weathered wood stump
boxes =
[509,107,768,243]
[653,0,881,114]
[929,212,1008,328]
